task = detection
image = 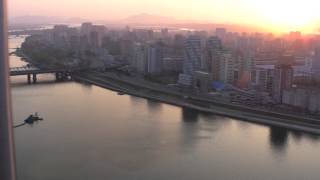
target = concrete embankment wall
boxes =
[72,73,320,135]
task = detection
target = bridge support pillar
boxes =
[62,72,69,80]
[32,73,37,84]
[27,74,31,84]
[55,72,62,81]
[55,72,69,81]
[55,72,59,81]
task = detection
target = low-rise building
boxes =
[193,71,212,93]
[282,88,320,113]
[178,73,193,86]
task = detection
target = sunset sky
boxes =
[8,0,320,33]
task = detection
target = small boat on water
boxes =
[24,113,43,124]
[14,113,44,128]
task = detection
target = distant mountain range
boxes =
[119,14,266,32]
[9,14,267,33]
[120,13,178,25]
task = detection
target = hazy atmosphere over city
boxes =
[8,0,320,33]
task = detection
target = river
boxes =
[9,36,320,180]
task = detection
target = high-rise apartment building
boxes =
[206,37,223,79]
[80,22,93,36]
[183,36,202,75]
[219,52,234,84]
[80,23,106,49]
[147,43,164,74]
[272,55,294,103]
[133,43,148,74]
[178,36,203,86]
[206,37,235,84]
[312,44,320,74]
[215,28,227,40]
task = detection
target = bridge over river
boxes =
[10,66,79,84]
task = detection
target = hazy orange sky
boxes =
[8,0,320,33]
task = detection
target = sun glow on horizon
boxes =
[9,0,320,34]
[251,0,320,33]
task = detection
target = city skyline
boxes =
[8,0,320,33]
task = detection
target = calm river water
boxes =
[9,36,320,180]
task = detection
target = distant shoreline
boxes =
[72,71,320,135]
